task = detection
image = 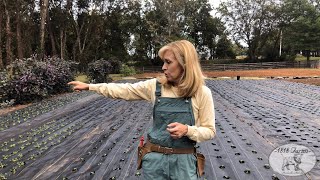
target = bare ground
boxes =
[134,68,320,86]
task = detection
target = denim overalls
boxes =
[142,81,197,180]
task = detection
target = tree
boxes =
[281,0,320,61]
[216,35,236,59]
[0,0,234,70]
[153,0,186,42]
[0,1,3,69]
[184,0,227,59]
[39,0,49,58]
[104,5,128,60]
[61,0,73,59]
[16,1,23,59]
[218,0,281,61]
[70,0,98,67]
[3,0,13,66]
[124,0,151,63]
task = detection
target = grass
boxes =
[74,74,126,83]
[109,74,123,81]
[295,55,320,61]
[75,74,89,83]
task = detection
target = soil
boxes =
[204,68,320,78]
[0,92,79,116]
[284,78,320,86]
[0,104,31,116]
[134,68,320,85]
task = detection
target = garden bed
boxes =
[0,78,319,179]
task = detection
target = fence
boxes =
[137,60,320,73]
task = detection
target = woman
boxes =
[68,40,215,179]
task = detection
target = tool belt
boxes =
[137,141,205,177]
[145,141,195,154]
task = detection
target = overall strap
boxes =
[155,81,161,97]
[188,98,195,126]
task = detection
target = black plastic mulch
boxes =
[0,79,319,180]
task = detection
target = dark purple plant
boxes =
[2,56,77,104]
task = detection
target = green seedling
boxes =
[17,161,25,167]
[0,162,7,168]
[9,144,15,148]
[0,173,7,179]
[2,155,9,160]
[11,158,18,163]
[10,167,17,174]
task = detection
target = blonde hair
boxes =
[158,40,205,97]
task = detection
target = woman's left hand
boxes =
[167,122,188,139]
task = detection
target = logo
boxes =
[269,143,316,176]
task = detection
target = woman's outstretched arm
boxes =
[68,81,89,91]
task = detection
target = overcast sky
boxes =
[209,0,221,8]
[209,0,222,16]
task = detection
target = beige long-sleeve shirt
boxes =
[89,78,215,143]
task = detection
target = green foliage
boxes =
[294,55,320,61]
[108,57,122,74]
[279,53,296,61]
[88,59,112,83]
[0,0,231,69]
[218,0,282,61]
[8,0,320,67]
[0,70,13,107]
[120,64,136,77]
[282,0,320,58]
[192,0,224,59]
[216,35,236,59]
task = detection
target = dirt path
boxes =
[134,68,320,86]
[134,68,320,78]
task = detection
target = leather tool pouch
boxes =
[196,152,205,177]
[137,146,149,170]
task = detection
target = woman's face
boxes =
[162,50,184,86]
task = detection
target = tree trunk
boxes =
[47,14,57,56]
[60,29,65,59]
[0,9,3,69]
[4,0,13,65]
[16,11,23,59]
[39,0,49,58]
[66,0,72,13]
[73,43,76,62]
[306,50,311,67]
[60,0,72,60]
[248,44,256,62]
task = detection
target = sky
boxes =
[209,0,221,8]
[209,0,222,16]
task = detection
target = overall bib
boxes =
[142,82,197,180]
